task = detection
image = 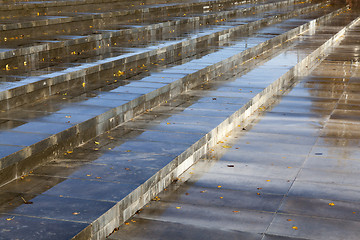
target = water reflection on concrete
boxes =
[107,13,360,240]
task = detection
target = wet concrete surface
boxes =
[0,0,358,239]
[0,0,321,114]
[108,18,360,240]
[0,0,346,184]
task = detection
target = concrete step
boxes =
[0,1,340,185]
[0,0,316,111]
[107,16,360,240]
[0,0,206,18]
[0,0,260,43]
[0,4,358,239]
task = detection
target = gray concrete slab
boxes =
[0,2,359,239]
[108,13,360,240]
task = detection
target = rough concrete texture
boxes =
[0,0,345,186]
[109,16,360,240]
[0,0,359,239]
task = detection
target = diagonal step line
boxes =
[0,0,273,58]
[0,5,348,189]
[0,1,328,111]
[69,8,357,240]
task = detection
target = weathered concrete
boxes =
[0,0,317,111]
[0,4,358,240]
[0,1,342,187]
[109,18,360,240]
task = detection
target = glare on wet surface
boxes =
[0,0,359,239]
[107,17,360,240]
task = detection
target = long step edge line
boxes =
[0,0,307,61]
[72,8,358,240]
[0,0,275,32]
[0,0,316,110]
[0,4,347,188]
[0,0,257,13]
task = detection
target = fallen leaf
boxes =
[94,141,100,145]
[217,185,222,188]
[287,219,292,221]
[232,211,240,213]
[219,197,223,199]
[222,145,232,148]
[329,202,335,206]
[152,196,160,201]
[72,212,80,215]
[257,187,262,190]
[21,197,33,204]
[200,190,207,193]
[266,180,271,182]
[292,226,298,230]
[176,207,181,209]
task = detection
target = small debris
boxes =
[21,197,33,204]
